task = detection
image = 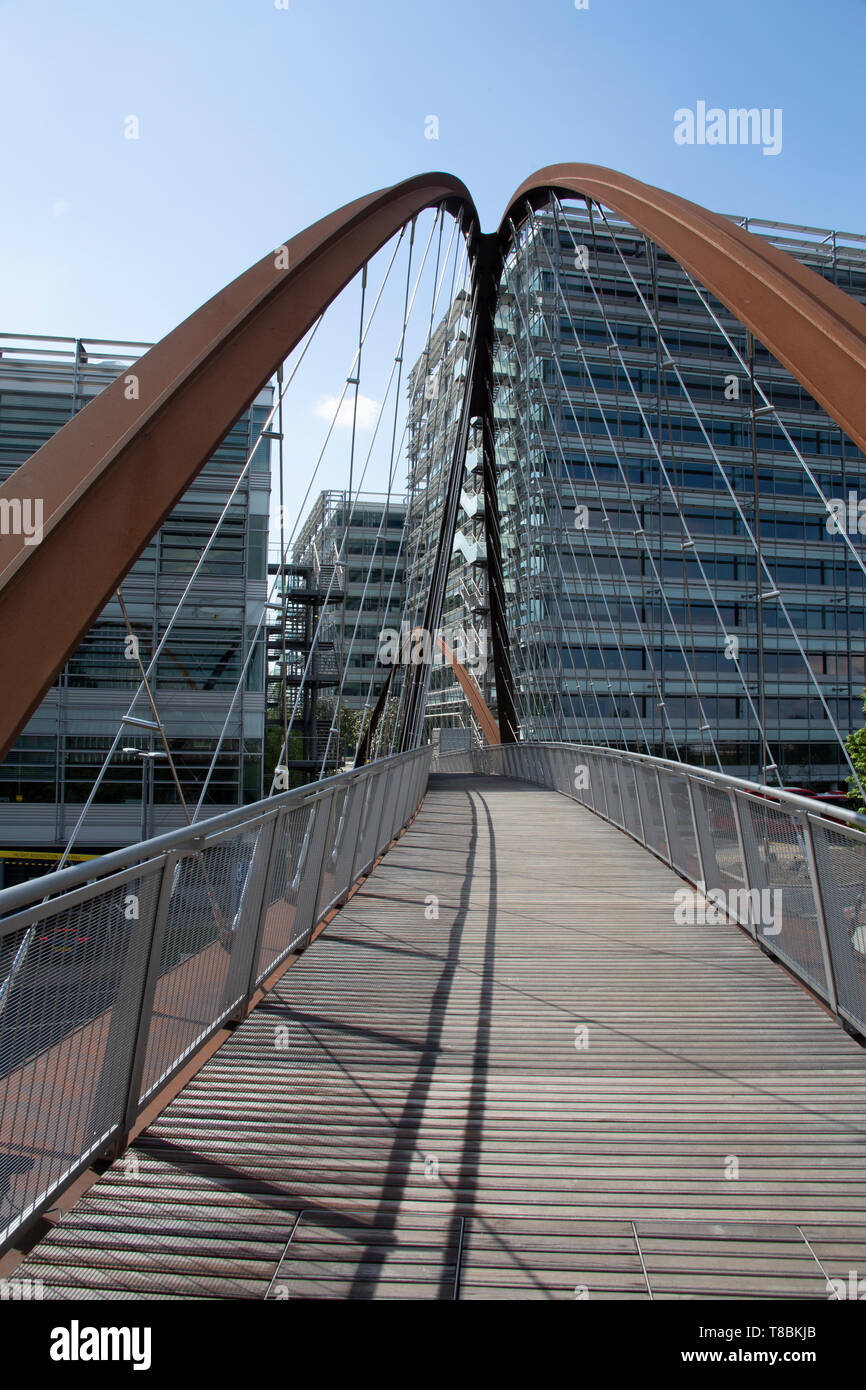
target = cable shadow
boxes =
[344,788,484,1299]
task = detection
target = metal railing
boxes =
[434,741,866,1040]
[0,745,430,1255]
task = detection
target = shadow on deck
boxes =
[13,775,866,1299]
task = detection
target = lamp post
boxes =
[122,746,167,842]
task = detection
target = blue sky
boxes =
[2,0,864,522]
[2,0,864,343]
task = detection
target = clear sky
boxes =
[2,0,864,344]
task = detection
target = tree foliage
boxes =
[844,687,866,813]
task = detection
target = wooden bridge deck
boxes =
[15,774,866,1299]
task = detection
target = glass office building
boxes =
[0,334,272,871]
[405,290,496,738]
[293,489,407,712]
[491,208,866,788]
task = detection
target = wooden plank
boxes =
[13,774,866,1299]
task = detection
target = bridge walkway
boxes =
[14,775,866,1299]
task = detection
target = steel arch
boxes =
[3,164,866,761]
[0,174,478,760]
[500,164,866,458]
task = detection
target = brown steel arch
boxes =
[500,164,866,458]
[470,165,866,744]
[2,163,866,763]
[0,175,478,760]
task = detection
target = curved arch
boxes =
[3,164,866,765]
[0,174,478,760]
[500,164,866,459]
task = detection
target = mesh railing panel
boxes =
[331,781,366,908]
[635,765,668,861]
[0,864,163,1252]
[473,741,864,1043]
[138,826,263,1101]
[738,796,828,996]
[254,802,318,984]
[361,770,389,872]
[602,757,624,828]
[691,784,740,895]
[0,746,429,1255]
[811,821,866,1031]
[315,788,346,921]
[660,773,700,881]
[620,761,643,844]
[589,752,608,818]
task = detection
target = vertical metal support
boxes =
[348,768,374,886]
[400,256,481,751]
[801,815,840,1014]
[654,768,672,866]
[728,790,749,888]
[685,777,705,891]
[452,1215,467,1301]
[472,231,518,745]
[612,756,625,829]
[237,810,283,1007]
[728,790,757,940]
[113,850,179,1148]
[480,411,518,744]
[632,762,647,849]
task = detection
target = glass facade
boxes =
[292,490,407,711]
[491,207,866,787]
[405,289,494,736]
[0,334,271,858]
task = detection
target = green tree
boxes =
[844,687,866,813]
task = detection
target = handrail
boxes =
[434,740,866,834]
[435,740,866,1043]
[0,745,421,920]
[0,746,431,1256]
[552,743,866,834]
[0,175,478,762]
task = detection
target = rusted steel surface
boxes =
[502,163,866,458]
[435,634,500,745]
[0,175,478,761]
[3,163,866,763]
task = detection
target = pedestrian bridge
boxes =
[7,759,866,1300]
[3,164,866,1302]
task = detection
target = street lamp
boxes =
[122,747,167,842]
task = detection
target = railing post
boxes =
[727,790,757,939]
[236,810,282,1009]
[612,756,625,828]
[307,787,338,940]
[654,768,672,866]
[110,849,179,1153]
[685,777,705,891]
[632,762,647,848]
[348,768,375,887]
[800,814,840,1015]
